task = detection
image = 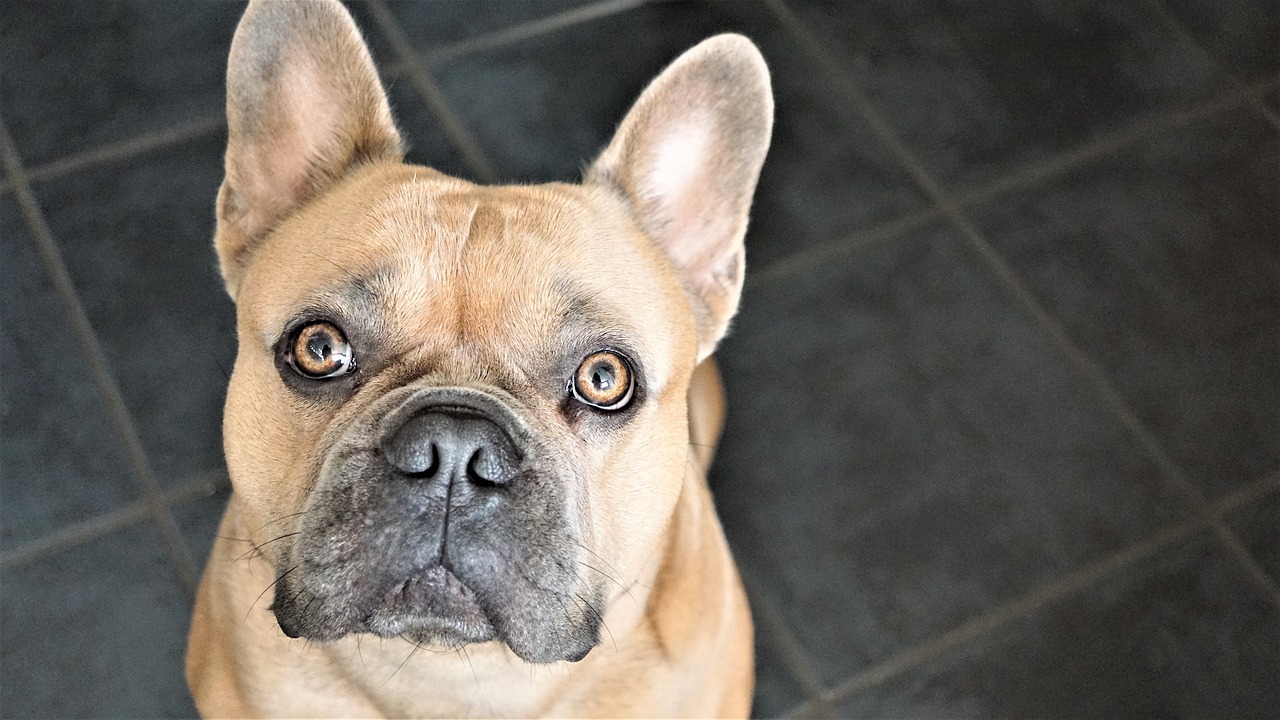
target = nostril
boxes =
[403,444,439,479]
[466,448,503,488]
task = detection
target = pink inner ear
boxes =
[278,60,341,199]
[640,111,736,276]
[239,59,345,240]
[282,58,343,169]
[646,112,713,211]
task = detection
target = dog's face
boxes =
[226,173,701,663]
[215,0,770,664]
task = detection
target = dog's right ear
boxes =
[215,0,403,297]
[586,35,773,362]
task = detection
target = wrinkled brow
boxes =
[552,280,644,357]
[271,264,395,337]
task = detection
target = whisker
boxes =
[575,559,639,607]
[245,563,298,623]
[458,645,496,716]
[574,592,616,654]
[234,531,301,562]
[571,539,652,592]
[381,637,420,688]
[569,540,627,580]
[248,509,315,536]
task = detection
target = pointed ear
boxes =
[215,0,403,297]
[587,34,773,361]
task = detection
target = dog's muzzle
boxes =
[269,386,602,664]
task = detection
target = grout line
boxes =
[748,77,1273,289]
[427,0,647,64]
[1207,521,1280,602]
[948,79,1277,209]
[740,572,836,718]
[0,115,225,195]
[778,469,1280,716]
[1145,0,1280,133]
[1,0,1265,209]
[748,206,942,287]
[781,515,1208,716]
[0,117,200,599]
[1210,470,1280,516]
[765,0,1280,615]
[365,0,496,183]
[948,204,1280,616]
[0,469,230,571]
[760,0,948,201]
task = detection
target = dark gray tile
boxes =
[709,222,1191,685]
[1264,81,1280,115]
[837,531,1280,718]
[353,0,599,64]
[32,133,236,486]
[0,198,139,546]
[788,0,1227,189]
[382,70,478,180]
[749,607,812,718]
[1163,0,1280,78]
[432,0,930,267]
[0,522,197,717]
[970,110,1280,498]
[325,5,470,176]
[0,0,243,167]
[1226,486,1280,587]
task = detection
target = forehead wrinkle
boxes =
[258,264,395,349]
[460,199,483,262]
[312,265,394,323]
[556,282,621,339]
[454,198,488,342]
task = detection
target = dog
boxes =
[185,0,772,715]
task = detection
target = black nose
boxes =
[382,410,520,487]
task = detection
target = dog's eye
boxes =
[571,351,633,410]
[288,322,357,379]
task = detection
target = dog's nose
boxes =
[382,411,520,487]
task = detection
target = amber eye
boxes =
[288,322,356,379]
[571,351,633,410]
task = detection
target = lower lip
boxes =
[362,565,494,641]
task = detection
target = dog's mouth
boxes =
[272,562,498,648]
[361,564,496,645]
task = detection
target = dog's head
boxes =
[215,0,771,664]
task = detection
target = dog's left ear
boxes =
[587,34,773,361]
[215,0,404,297]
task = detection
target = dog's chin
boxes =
[363,565,497,646]
[273,564,597,664]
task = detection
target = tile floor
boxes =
[2,0,1278,717]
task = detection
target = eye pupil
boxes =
[591,366,612,390]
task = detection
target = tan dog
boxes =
[186,0,772,716]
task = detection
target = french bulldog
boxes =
[186,0,772,716]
